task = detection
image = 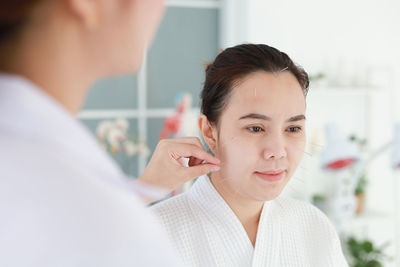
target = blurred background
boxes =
[78,0,400,266]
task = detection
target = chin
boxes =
[112,50,144,75]
[122,56,143,74]
[129,57,143,73]
[256,193,281,202]
[251,187,285,202]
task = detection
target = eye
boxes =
[247,126,264,133]
[286,126,302,133]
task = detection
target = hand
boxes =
[138,137,220,193]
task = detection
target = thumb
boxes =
[183,163,220,181]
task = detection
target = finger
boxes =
[170,137,203,148]
[170,144,220,165]
[182,163,220,181]
[177,157,189,167]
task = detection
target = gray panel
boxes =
[147,7,219,108]
[83,75,138,109]
[146,118,166,162]
[80,118,139,178]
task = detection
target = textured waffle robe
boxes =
[152,175,348,267]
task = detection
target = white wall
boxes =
[221,0,400,112]
[246,0,400,89]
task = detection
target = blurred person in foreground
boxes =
[0,0,220,266]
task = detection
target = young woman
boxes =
[0,0,220,266]
[152,44,348,267]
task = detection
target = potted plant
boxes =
[312,194,327,213]
[346,236,390,267]
[349,135,368,214]
[309,72,327,87]
[354,173,367,214]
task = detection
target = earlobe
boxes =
[67,0,101,30]
[198,115,217,154]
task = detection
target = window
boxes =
[79,0,220,178]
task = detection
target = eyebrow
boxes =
[239,113,306,123]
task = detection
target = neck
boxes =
[210,172,264,246]
[0,20,97,116]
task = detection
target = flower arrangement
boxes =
[96,118,150,157]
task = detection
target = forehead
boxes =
[224,71,306,119]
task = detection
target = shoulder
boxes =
[271,197,348,266]
[273,197,338,235]
[151,192,193,224]
[274,197,330,221]
[150,191,203,242]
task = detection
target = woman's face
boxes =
[210,71,306,202]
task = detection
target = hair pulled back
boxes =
[201,44,309,125]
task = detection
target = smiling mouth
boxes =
[254,170,286,182]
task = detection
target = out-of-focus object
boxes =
[320,122,400,234]
[159,93,193,140]
[309,72,328,87]
[354,173,367,215]
[320,123,359,170]
[346,236,391,266]
[312,194,328,213]
[391,123,400,169]
[96,118,149,157]
[159,93,199,195]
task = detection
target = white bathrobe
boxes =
[0,73,182,267]
[152,175,348,267]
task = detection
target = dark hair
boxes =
[0,0,43,44]
[201,43,309,126]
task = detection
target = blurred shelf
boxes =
[309,85,388,95]
[350,209,394,225]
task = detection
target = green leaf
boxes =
[362,241,374,253]
[366,259,382,267]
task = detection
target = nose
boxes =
[262,134,287,160]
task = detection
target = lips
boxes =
[254,169,286,182]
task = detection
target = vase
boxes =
[355,193,365,215]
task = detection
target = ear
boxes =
[198,115,218,154]
[66,0,101,30]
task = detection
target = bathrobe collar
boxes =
[188,175,282,267]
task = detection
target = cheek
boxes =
[287,138,306,170]
[216,135,258,178]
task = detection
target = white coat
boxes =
[0,73,182,267]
